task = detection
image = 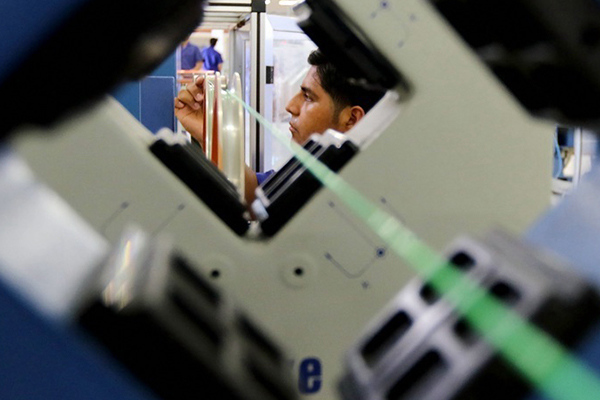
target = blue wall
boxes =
[112,52,177,133]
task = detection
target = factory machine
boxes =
[2,0,600,399]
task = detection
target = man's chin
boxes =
[289,130,300,143]
[291,132,305,145]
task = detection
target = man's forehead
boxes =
[302,66,325,94]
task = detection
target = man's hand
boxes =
[174,75,205,144]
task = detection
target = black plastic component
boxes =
[297,0,406,91]
[430,0,600,128]
[448,251,476,272]
[361,311,412,368]
[452,318,479,346]
[238,314,284,365]
[168,288,224,347]
[172,254,221,307]
[150,140,249,236]
[419,252,476,306]
[256,139,359,237]
[489,281,521,305]
[78,303,241,400]
[1,0,206,139]
[386,350,447,400]
[419,283,440,305]
[245,358,291,400]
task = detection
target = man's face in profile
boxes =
[285,66,347,144]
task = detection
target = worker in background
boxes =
[174,49,385,204]
[180,36,204,71]
[202,38,223,72]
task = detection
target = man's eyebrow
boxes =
[301,86,317,98]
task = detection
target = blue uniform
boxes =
[256,170,275,185]
[202,46,223,72]
[181,43,203,70]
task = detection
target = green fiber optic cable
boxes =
[226,90,600,400]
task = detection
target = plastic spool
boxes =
[211,72,223,169]
[221,72,246,200]
[203,74,215,160]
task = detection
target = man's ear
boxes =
[345,105,365,130]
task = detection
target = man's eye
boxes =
[304,93,312,101]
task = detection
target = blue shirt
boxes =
[181,43,203,70]
[201,46,223,72]
[256,170,275,185]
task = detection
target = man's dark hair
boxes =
[210,38,218,47]
[308,49,386,116]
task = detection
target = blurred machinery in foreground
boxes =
[0,142,298,400]
[0,0,204,139]
[3,0,600,400]
[338,230,600,400]
[430,0,600,129]
[333,0,600,399]
[0,0,295,399]
[78,229,297,400]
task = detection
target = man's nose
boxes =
[285,93,300,116]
